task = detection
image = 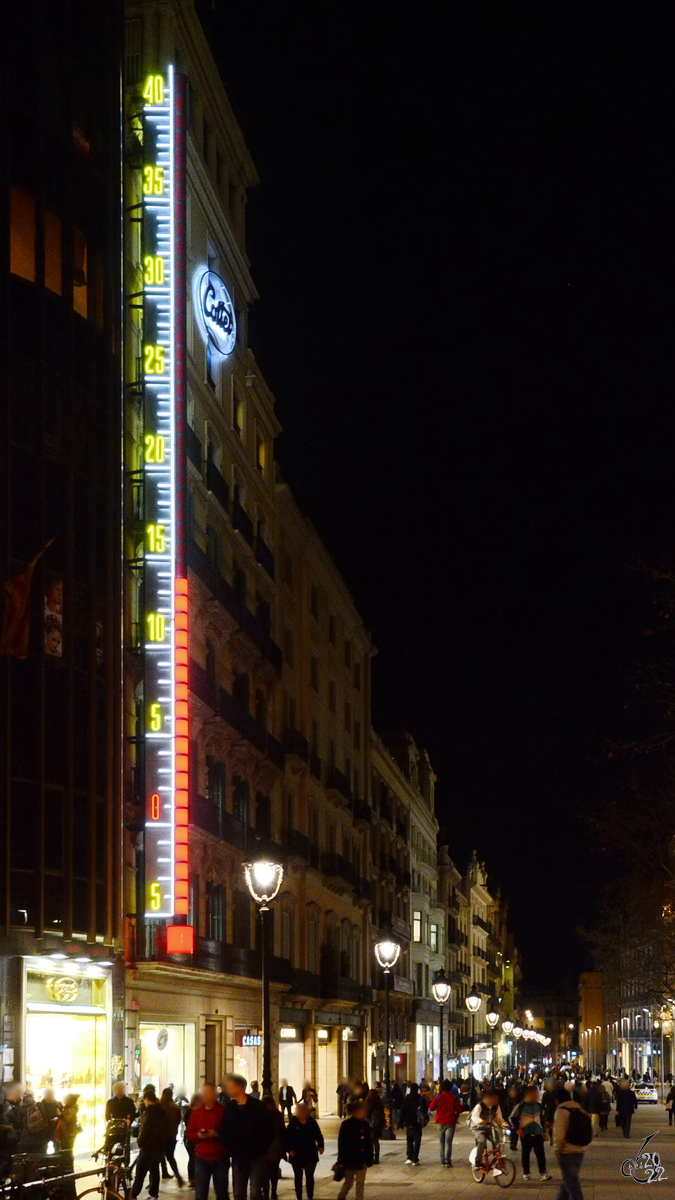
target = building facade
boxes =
[0,0,123,1152]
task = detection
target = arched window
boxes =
[307,904,320,975]
[206,881,224,942]
[340,919,351,978]
[351,929,361,983]
[233,776,249,827]
[206,757,225,835]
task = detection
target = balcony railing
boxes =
[255,535,275,579]
[472,915,490,933]
[378,912,411,941]
[282,728,309,761]
[233,500,254,547]
[352,799,373,826]
[327,767,352,802]
[206,457,230,514]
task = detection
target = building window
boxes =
[344,639,352,669]
[413,911,422,942]
[309,807,319,851]
[256,432,266,475]
[233,777,249,827]
[310,655,319,691]
[354,661,361,691]
[206,757,225,820]
[328,614,336,645]
[284,553,294,590]
[206,525,222,573]
[284,792,294,835]
[415,962,424,995]
[206,882,224,942]
[353,766,360,797]
[430,923,439,953]
[44,211,62,295]
[10,189,35,281]
[234,393,245,436]
[328,679,336,713]
[72,228,88,317]
[353,720,361,750]
[311,719,319,755]
[308,911,319,974]
[233,671,250,710]
[281,908,293,961]
[310,584,319,620]
[344,701,351,732]
[284,628,294,667]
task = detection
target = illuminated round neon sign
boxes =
[197,270,236,356]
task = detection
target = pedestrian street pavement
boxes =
[110,1103,675,1200]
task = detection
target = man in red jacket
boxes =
[186,1084,229,1200]
[429,1080,462,1167]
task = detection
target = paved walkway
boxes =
[115,1105,675,1199]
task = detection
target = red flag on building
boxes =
[0,539,56,658]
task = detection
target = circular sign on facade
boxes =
[157,1027,169,1051]
[197,270,236,357]
[46,976,79,1004]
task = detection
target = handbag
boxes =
[332,1163,345,1182]
[615,1113,622,1128]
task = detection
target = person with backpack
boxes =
[616,1079,638,1139]
[399,1083,427,1165]
[19,1090,53,1156]
[428,1079,461,1167]
[553,1087,592,1200]
[509,1085,552,1182]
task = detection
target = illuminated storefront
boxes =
[139,1021,195,1096]
[23,959,111,1153]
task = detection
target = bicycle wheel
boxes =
[471,1165,486,1183]
[495,1159,516,1188]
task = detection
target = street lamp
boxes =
[465,984,482,1105]
[243,853,284,1096]
[501,1018,514,1075]
[486,1004,500,1078]
[374,936,401,1140]
[432,968,452,1084]
[513,1025,523,1072]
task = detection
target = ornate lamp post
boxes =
[486,1004,500,1079]
[465,984,482,1106]
[375,936,401,1139]
[432,968,452,1083]
[243,853,284,1096]
[502,1018,514,1075]
[513,1025,523,1073]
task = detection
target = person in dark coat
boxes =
[364,1090,384,1166]
[665,1084,675,1126]
[389,1081,403,1128]
[261,1095,286,1200]
[159,1087,184,1184]
[182,1093,200,1187]
[337,1101,372,1200]
[399,1083,427,1165]
[132,1092,169,1200]
[285,1102,324,1200]
[278,1081,297,1124]
[616,1080,638,1139]
[336,1079,350,1119]
[219,1074,274,1200]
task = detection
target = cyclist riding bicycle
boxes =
[470,1090,507,1176]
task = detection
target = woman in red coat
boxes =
[429,1080,462,1167]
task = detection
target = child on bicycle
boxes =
[470,1090,506,1175]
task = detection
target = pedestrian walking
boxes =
[665,1084,675,1126]
[132,1091,168,1200]
[582,1080,601,1139]
[160,1087,185,1185]
[399,1083,427,1165]
[428,1079,461,1167]
[616,1079,638,1139]
[598,1086,611,1132]
[364,1090,384,1165]
[278,1079,297,1124]
[389,1081,403,1129]
[301,1082,318,1114]
[186,1083,229,1200]
[336,1078,350,1119]
[219,1073,273,1200]
[261,1095,286,1200]
[183,1092,201,1186]
[510,1085,552,1182]
[336,1099,373,1200]
[285,1102,324,1200]
[249,1082,261,1102]
[553,1087,592,1200]
[18,1090,52,1156]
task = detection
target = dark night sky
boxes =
[199,1,675,987]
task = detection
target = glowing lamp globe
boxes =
[374,938,401,972]
[465,985,482,1015]
[243,857,284,909]
[502,1019,514,1035]
[513,1025,523,1038]
[486,1007,500,1029]
[431,969,452,1006]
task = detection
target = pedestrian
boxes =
[553,1087,592,1200]
[389,1081,403,1129]
[0,1083,21,1162]
[336,1078,350,1119]
[504,1083,522,1151]
[106,1081,137,1124]
[132,1090,169,1200]
[665,1083,675,1126]
[249,1082,261,1102]
[429,1079,461,1168]
[261,1095,286,1200]
[469,1089,506,1175]
[616,1079,638,1140]
[285,1102,324,1200]
[219,1073,273,1200]
[364,1089,384,1165]
[399,1082,427,1165]
[160,1087,185,1185]
[186,1083,229,1200]
[336,1099,373,1200]
[183,1092,201,1186]
[18,1090,52,1156]
[278,1079,297,1123]
[598,1085,611,1132]
[510,1084,552,1182]
[582,1080,601,1139]
[301,1082,318,1114]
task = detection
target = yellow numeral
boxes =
[149,702,162,732]
[146,524,166,553]
[143,255,165,286]
[144,434,166,464]
[144,344,166,374]
[146,613,166,642]
[148,881,162,910]
[143,75,165,105]
[143,165,165,196]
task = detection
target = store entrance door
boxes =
[140,1023,195,1096]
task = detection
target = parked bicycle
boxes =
[80,1121,132,1200]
